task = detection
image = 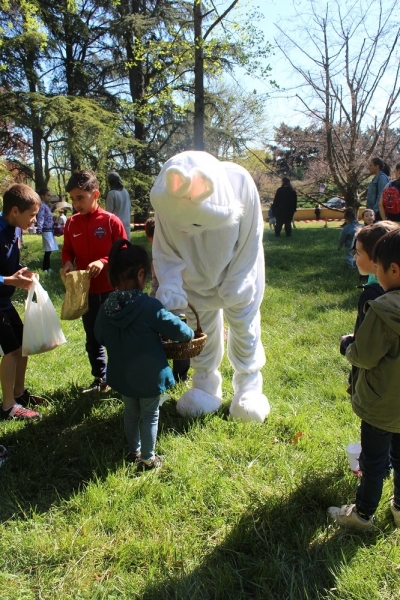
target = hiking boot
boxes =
[15,389,47,406]
[390,500,400,527]
[126,452,141,464]
[137,454,163,472]
[0,403,42,421]
[82,378,110,394]
[327,503,373,530]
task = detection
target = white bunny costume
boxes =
[150,151,270,422]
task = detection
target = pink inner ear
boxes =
[190,174,208,199]
[171,172,185,194]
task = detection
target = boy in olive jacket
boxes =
[329,229,400,530]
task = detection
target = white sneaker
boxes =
[327,504,373,530]
[390,499,400,526]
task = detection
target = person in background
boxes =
[271,177,297,238]
[337,207,361,268]
[366,157,390,221]
[95,240,194,471]
[361,209,375,226]
[379,163,400,222]
[58,210,67,229]
[267,207,276,229]
[106,172,131,240]
[36,188,59,273]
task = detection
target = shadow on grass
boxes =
[0,386,205,521]
[140,470,379,600]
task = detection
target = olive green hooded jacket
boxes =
[346,289,400,433]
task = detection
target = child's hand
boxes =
[87,260,104,278]
[7,267,35,290]
[62,261,74,275]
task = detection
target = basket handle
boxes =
[187,302,202,335]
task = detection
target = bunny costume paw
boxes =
[229,372,270,423]
[176,370,222,417]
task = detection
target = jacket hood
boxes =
[108,172,124,189]
[368,290,400,335]
[104,289,148,328]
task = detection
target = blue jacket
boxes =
[94,290,194,398]
[338,220,361,249]
[0,216,22,310]
[366,171,389,213]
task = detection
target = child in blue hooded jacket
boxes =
[95,240,194,470]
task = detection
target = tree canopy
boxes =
[0,0,272,209]
[275,0,400,207]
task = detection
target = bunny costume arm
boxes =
[217,163,265,309]
[153,213,188,312]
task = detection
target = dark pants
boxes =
[43,251,52,271]
[275,217,292,237]
[82,292,110,380]
[173,359,190,382]
[356,420,400,516]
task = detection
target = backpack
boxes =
[382,184,400,215]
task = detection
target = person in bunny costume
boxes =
[150,150,270,422]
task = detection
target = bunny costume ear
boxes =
[166,167,191,198]
[165,166,214,204]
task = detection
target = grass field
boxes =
[1,223,399,600]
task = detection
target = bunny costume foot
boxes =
[229,372,270,423]
[176,370,222,416]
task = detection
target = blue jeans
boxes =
[356,420,400,516]
[122,395,160,461]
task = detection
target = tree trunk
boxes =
[25,50,45,189]
[64,14,80,171]
[193,0,204,151]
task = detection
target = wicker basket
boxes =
[163,303,207,360]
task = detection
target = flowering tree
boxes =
[276,0,400,207]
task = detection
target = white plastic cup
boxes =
[346,442,362,473]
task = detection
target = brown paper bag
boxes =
[60,269,90,320]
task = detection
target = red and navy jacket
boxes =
[62,207,126,294]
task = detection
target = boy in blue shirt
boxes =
[0,184,44,420]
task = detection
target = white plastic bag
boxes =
[22,279,67,356]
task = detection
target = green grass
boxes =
[1,224,400,600]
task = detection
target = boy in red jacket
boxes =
[62,170,126,392]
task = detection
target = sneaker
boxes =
[137,454,163,472]
[0,403,42,420]
[327,503,373,530]
[390,500,400,526]
[15,389,47,406]
[82,378,110,394]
